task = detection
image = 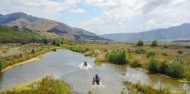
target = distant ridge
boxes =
[0,12,109,41]
[101,23,190,42]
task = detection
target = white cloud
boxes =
[0,0,80,19]
[70,8,85,14]
[80,0,190,34]
[1,0,190,34]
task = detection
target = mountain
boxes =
[0,25,46,43]
[0,12,108,41]
[101,23,190,42]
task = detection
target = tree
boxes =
[136,40,144,46]
[151,40,158,47]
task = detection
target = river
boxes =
[0,49,189,93]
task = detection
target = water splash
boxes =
[78,63,93,70]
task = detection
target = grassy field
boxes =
[0,76,73,94]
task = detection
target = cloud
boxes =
[142,0,173,14]
[0,0,80,19]
[1,0,190,34]
[80,0,190,34]
[70,8,85,14]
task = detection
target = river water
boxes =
[0,49,189,93]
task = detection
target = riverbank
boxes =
[0,76,73,94]
[0,43,57,72]
[0,55,42,73]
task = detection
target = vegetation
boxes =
[0,26,47,43]
[106,49,126,65]
[0,43,55,71]
[123,81,171,94]
[151,40,158,47]
[0,76,73,94]
[148,59,160,73]
[146,51,156,58]
[136,40,144,46]
[130,59,141,68]
[68,42,190,80]
[165,59,184,78]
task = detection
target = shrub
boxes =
[135,48,146,54]
[158,61,167,74]
[106,49,126,65]
[148,59,159,73]
[165,59,184,78]
[130,60,141,68]
[136,40,144,46]
[0,60,3,71]
[146,51,156,58]
[151,40,158,47]
[177,50,183,54]
[161,52,168,56]
[31,49,35,54]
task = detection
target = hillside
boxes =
[0,25,46,43]
[0,12,108,41]
[101,23,190,42]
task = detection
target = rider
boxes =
[83,61,87,67]
[93,74,100,85]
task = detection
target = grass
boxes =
[0,43,56,72]
[0,76,73,94]
[123,81,171,94]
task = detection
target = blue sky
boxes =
[0,0,190,34]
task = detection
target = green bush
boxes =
[146,51,156,58]
[31,49,35,54]
[148,59,159,73]
[135,48,146,54]
[0,60,3,71]
[151,40,158,47]
[130,60,141,68]
[165,59,184,78]
[158,61,167,74]
[177,50,183,54]
[136,40,144,46]
[106,49,126,65]
[161,52,168,56]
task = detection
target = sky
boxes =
[0,0,190,35]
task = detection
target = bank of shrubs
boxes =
[106,49,126,65]
[1,76,73,94]
[148,59,184,78]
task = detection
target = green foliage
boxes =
[177,50,183,54]
[151,40,158,47]
[124,81,171,94]
[52,39,61,46]
[31,49,35,54]
[161,52,168,56]
[136,40,144,46]
[135,48,146,54]
[165,59,184,78]
[106,49,126,65]
[130,60,141,68]
[42,38,48,45]
[0,26,46,43]
[0,60,3,71]
[146,51,156,58]
[148,59,160,73]
[1,76,73,94]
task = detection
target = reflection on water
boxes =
[0,49,189,93]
